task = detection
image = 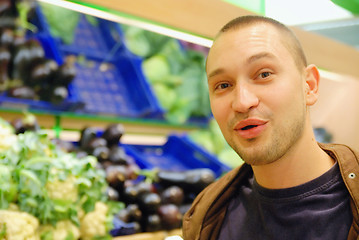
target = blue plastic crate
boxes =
[33,4,126,60]
[65,51,163,118]
[27,4,163,118]
[60,14,126,59]
[123,134,231,178]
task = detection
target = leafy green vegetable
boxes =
[142,55,171,84]
[39,2,80,44]
[16,1,37,33]
[122,25,170,58]
[0,164,17,209]
[152,83,177,110]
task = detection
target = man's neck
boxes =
[251,129,335,189]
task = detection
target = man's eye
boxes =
[259,72,271,78]
[216,83,230,90]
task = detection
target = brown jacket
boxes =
[182,143,359,240]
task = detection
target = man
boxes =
[182,15,359,240]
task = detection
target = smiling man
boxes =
[182,16,359,240]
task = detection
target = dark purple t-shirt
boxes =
[218,162,352,240]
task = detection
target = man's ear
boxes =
[305,64,320,106]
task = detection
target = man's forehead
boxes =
[209,24,293,58]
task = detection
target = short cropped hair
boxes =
[216,15,308,70]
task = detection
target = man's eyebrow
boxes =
[247,52,276,64]
[207,68,225,79]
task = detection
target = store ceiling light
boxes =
[37,0,213,47]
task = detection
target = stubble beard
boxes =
[227,110,306,166]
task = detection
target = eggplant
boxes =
[10,118,25,134]
[126,163,140,180]
[0,17,17,29]
[79,127,97,150]
[8,85,35,99]
[144,214,161,232]
[0,46,11,91]
[11,42,30,81]
[157,168,216,195]
[49,86,68,104]
[157,204,182,230]
[108,146,130,165]
[106,165,128,193]
[135,181,154,195]
[51,138,75,153]
[0,28,14,48]
[138,192,161,214]
[0,0,11,15]
[106,186,120,201]
[28,58,58,87]
[160,186,184,206]
[92,145,110,162]
[116,208,131,223]
[126,204,143,222]
[10,113,39,134]
[53,61,76,86]
[86,137,107,154]
[0,0,17,17]
[123,184,140,203]
[27,39,45,63]
[102,123,125,148]
[11,33,26,49]
[123,181,153,204]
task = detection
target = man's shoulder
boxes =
[182,164,251,239]
[319,142,359,162]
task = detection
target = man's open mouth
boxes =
[241,125,258,130]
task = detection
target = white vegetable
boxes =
[46,174,78,202]
[0,209,40,240]
[39,220,80,240]
[80,202,109,240]
[0,121,17,152]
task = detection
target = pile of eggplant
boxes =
[67,123,216,236]
[0,0,76,104]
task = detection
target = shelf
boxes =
[0,108,56,129]
[0,107,204,136]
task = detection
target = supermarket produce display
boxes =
[0,0,82,111]
[0,114,231,239]
[1,0,213,125]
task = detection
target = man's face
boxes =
[206,23,309,166]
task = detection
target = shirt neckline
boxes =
[252,161,340,202]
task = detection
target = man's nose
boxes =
[231,83,259,113]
